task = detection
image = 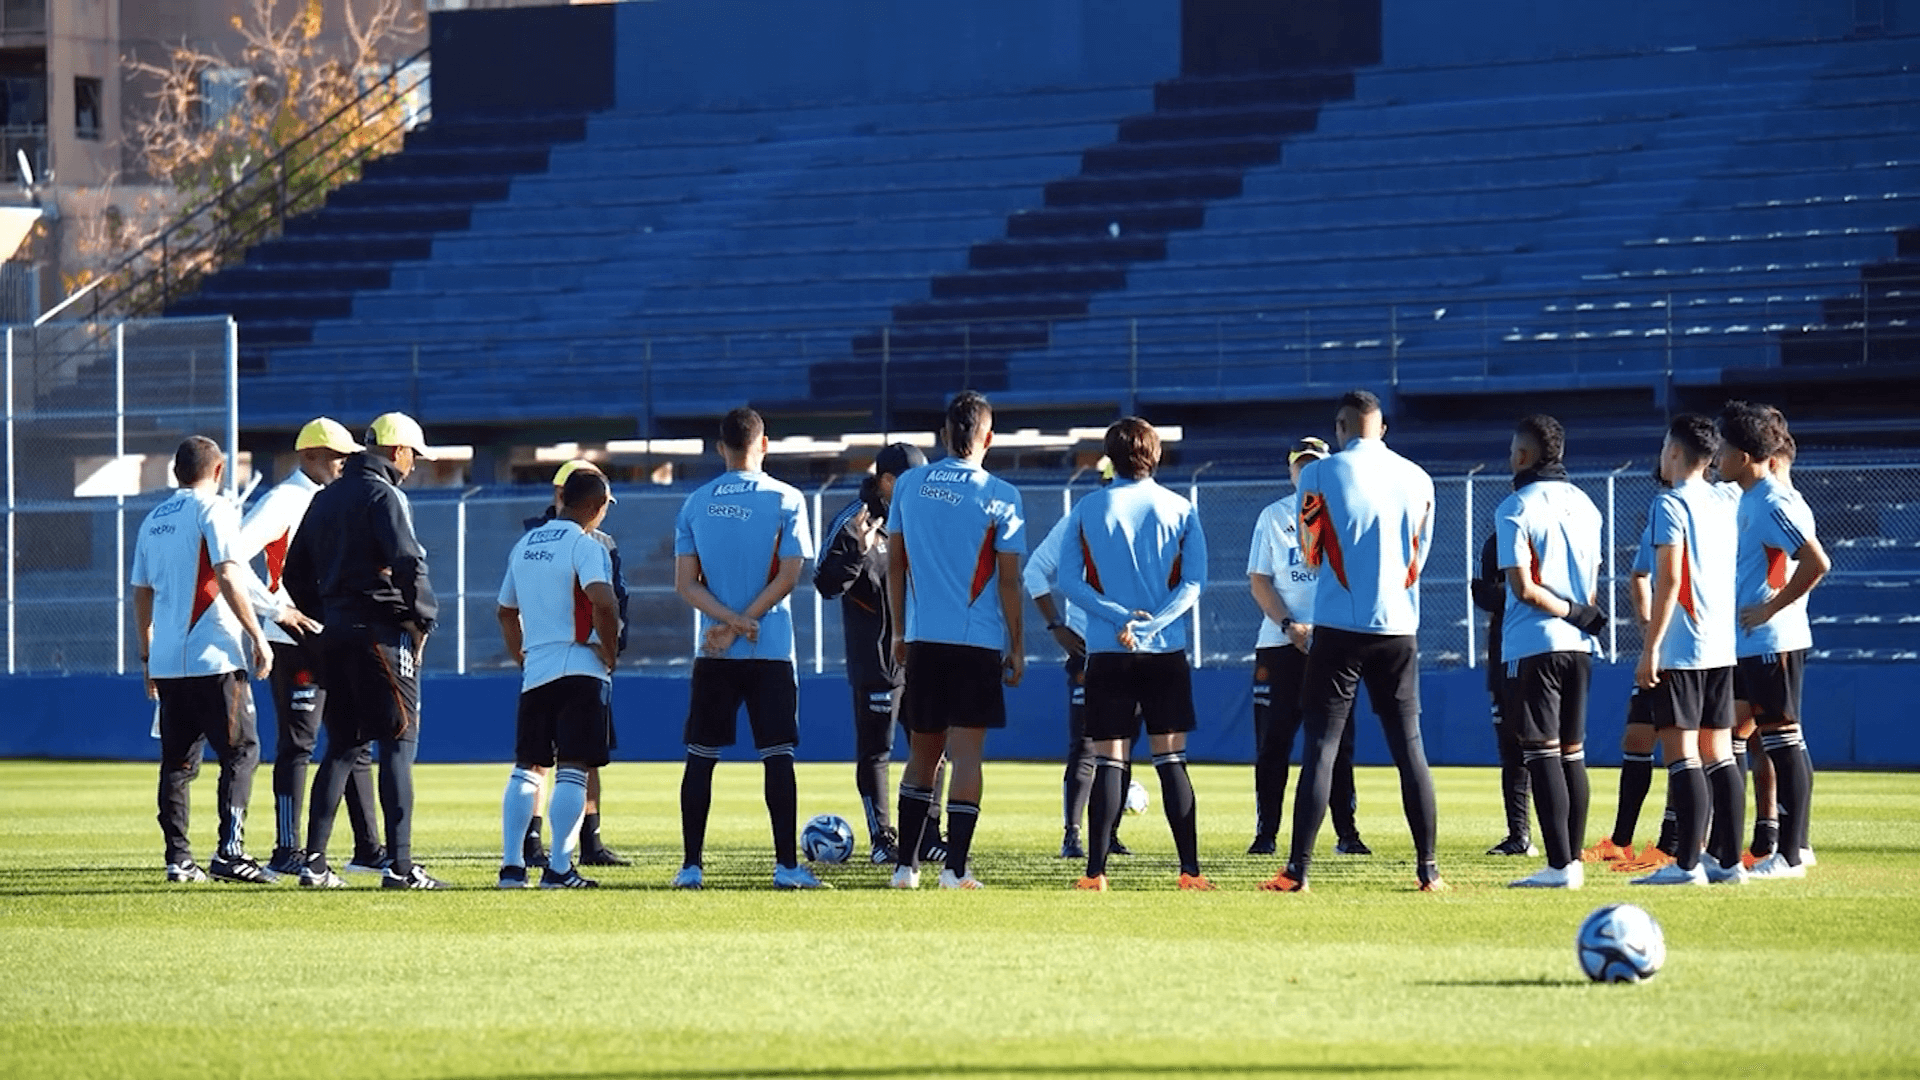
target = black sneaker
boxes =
[1246,835,1277,856]
[344,849,392,875]
[266,847,306,876]
[1335,836,1373,856]
[920,833,948,864]
[869,830,900,866]
[1108,834,1133,857]
[209,854,277,884]
[1060,828,1086,859]
[381,865,445,890]
[580,845,631,867]
[165,860,208,884]
[1486,836,1539,857]
[497,865,529,889]
[523,834,549,870]
[540,867,599,889]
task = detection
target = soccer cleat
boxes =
[1258,869,1307,893]
[1246,835,1277,856]
[1701,854,1749,886]
[497,865,529,889]
[919,833,948,864]
[869,840,899,866]
[209,855,277,885]
[380,865,445,890]
[1486,836,1539,857]
[1107,834,1133,857]
[1074,874,1109,891]
[936,868,984,890]
[1335,836,1372,856]
[579,846,631,867]
[1740,849,1762,870]
[773,864,831,890]
[523,837,549,871]
[344,849,392,876]
[1582,837,1633,863]
[1177,873,1217,891]
[889,865,920,890]
[1747,852,1808,880]
[1060,828,1086,859]
[266,847,306,876]
[1613,847,1675,873]
[1509,863,1584,889]
[1417,877,1452,893]
[165,860,208,884]
[298,864,346,889]
[540,867,599,889]
[669,865,704,890]
[1631,862,1708,886]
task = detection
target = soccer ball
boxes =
[1124,780,1150,816]
[800,814,855,864]
[1577,903,1666,984]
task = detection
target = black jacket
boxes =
[524,505,630,652]
[285,452,437,633]
[1471,532,1505,691]
[812,497,899,687]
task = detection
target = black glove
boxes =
[1562,601,1608,636]
[859,474,887,524]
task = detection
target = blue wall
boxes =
[4,664,1912,767]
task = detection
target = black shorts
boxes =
[1648,666,1735,731]
[1626,689,1654,727]
[1085,651,1196,742]
[516,675,612,768]
[685,659,799,750]
[1733,650,1806,724]
[156,670,260,768]
[1301,626,1420,727]
[316,624,420,744]
[1503,651,1591,746]
[901,642,1006,733]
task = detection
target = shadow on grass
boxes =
[1416,977,1589,988]
[449,1066,1417,1079]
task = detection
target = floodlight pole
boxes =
[1187,461,1214,668]
[1464,464,1486,670]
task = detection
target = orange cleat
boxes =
[1177,873,1216,891]
[1614,847,1675,873]
[1258,870,1307,893]
[1740,849,1765,870]
[1418,877,1451,893]
[1074,875,1108,891]
[1582,837,1633,863]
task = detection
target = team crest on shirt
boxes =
[1254,665,1268,681]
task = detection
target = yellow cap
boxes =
[551,460,602,486]
[365,412,434,460]
[294,417,361,454]
[1097,456,1116,481]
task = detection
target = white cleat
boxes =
[1748,852,1807,880]
[1509,862,1584,889]
[889,865,920,890]
[1701,853,1749,885]
[1632,862,1708,886]
[937,868,984,890]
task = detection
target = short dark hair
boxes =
[560,469,610,512]
[944,390,992,455]
[1777,429,1797,463]
[173,436,223,486]
[1338,389,1381,416]
[719,407,764,452]
[1666,413,1720,465]
[1718,400,1786,460]
[1103,417,1161,480]
[1515,414,1565,465]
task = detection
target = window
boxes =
[73,76,101,140]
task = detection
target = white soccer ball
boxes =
[1124,779,1150,816]
[800,814,855,864]
[1577,903,1666,984]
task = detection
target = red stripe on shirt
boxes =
[1079,530,1105,595]
[263,529,290,592]
[1301,493,1348,589]
[1764,546,1788,589]
[1677,543,1698,623]
[190,539,219,627]
[574,576,593,644]
[968,526,997,603]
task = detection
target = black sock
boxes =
[1064,747,1095,833]
[1706,758,1744,869]
[1497,717,1532,842]
[1084,757,1125,878]
[1154,752,1200,876]
[1252,746,1287,842]
[1656,808,1679,856]
[895,784,934,871]
[1763,730,1810,866]
[763,752,799,868]
[1797,741,1815,852]
[1749,817,1779,858]
[679,753,716,868]
[524,814,544,862]
[1670,761,1707,871]
[582,811,602,850]
[1731,737,1750,794]
[1612,752,1655,847]
[944,801,979,876]
[1562,749,1589,858]
[1524,747,1572,868]
[1115,759,1133,839]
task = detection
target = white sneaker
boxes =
[1701,853,1749,885]
[937,868,984,890]
[889,865,920,890]
[1632,862,1708,886]
[1800,847,1818,867]
[1509,862,1584,889]
[165,860,207,884]
[1748,852,1807,880]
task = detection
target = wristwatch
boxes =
[1046,623,1064,632]
[1279,618,1295,633]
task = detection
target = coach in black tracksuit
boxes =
[813,442,943,864]
[284,412,442,889]
[1474,532,1534,855]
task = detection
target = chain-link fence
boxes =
[399,460,1920,676]
[1,317,237,674]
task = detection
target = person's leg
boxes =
[1277,630,1363,888]
[942,726,987,880]
[1700,670,1744,876]
[1082,739,1128,881]
[1249,648,1286,851]
[1330,705,1363,848]
[547,764,591,876]
[501,766,541,870]
[852,683,896,851]
[1152,731,1201,878]
[206,672,262,863]
[1609,699,1658,849]
[895,729,947,874]
[1364,636,1440,887]
[154,680,205,870]
[377,734,420,876]
[1658,724,1706,873]
[1491,684,1535,853]
[1062,656,1095,855]
[1560,654,1591,869]
[268,642,317,862]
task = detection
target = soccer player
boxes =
[670,407,823,890]
[1024,461,1133,862]
[283,412,444,890]
[133,436,276,884]
[1262,389,1446,893]
[886,390,1026,890]
[1718,403,1828,879]
[812,441,950,865]
[515,460,631,870]
[237,417,385,878]
[1596,502,1680,873]
[496,468,622,889]
[1632,414,1744,886]
[1472,531,1535,857]
[1246,436,1368,858]
[1495,415,1607,889]
[1056,417,1211,891]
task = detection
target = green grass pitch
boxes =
[2,759,1917,1079]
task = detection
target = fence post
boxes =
[225,318,240,493]
[1188,462,1214,668]
[812,478,835,676]
[879,326,891,437]
[114,323,127,675]
[4,326,13,674]
[1463,467,1482,670]
[455,486,477,675]
[1605,464,1630,664]
[1127,317,1139,417]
